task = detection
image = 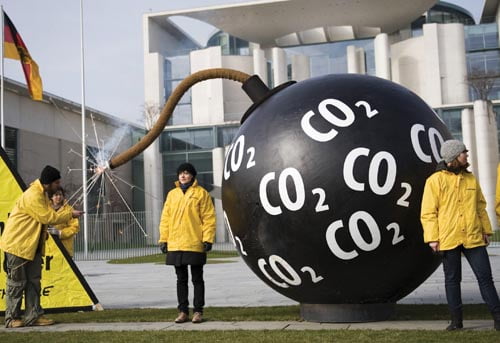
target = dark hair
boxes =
[51,187,65,197]
[40,165,61,184]
[176,163,197,178]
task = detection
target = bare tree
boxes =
[142,101,162,130]
[467,68,500,101]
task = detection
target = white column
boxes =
[144,140,163,243]
[251,43,268,84]
[461,107,477,175]
[271,47,287,86]
[347,46,365,74]
[422,24,443,107]
[356,47,366,74]
[374,33,391,80]
[437,23,469,104]
[143,52,165,243]
[347,45,358,73]
[291,54,310,81]
[212,147,226,243]
[190,47,224,124]
[473,100,499,231]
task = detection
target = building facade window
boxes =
[0,126,17,167]
[465,23,500,101]
[285,38,375,77]
[465,23,499,51]
[164,55,192,125]
[160,124,239,196]
[207,31,250,56]
[435,109,463,141]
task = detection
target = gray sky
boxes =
[0,0,486,126]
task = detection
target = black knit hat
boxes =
[176,163,197,178]
[40,165,61,184]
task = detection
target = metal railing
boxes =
[73,211,236,261]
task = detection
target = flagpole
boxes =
[80,0,88,258]
[1,5,5,149]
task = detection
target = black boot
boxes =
[446,311,463,331]
[493,312,500,331]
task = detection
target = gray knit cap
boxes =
[440,140,466,163]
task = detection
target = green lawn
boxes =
[107,250,239,264]
[1,305,498,342]
[1,304,491,323]
[1,330,499,343]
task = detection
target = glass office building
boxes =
[158,2,500,198]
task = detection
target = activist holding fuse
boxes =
[0,165,83,328]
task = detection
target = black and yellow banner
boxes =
[0,147,99,313]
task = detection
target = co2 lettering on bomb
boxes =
[410,123,445,163]
[223,135,256,180]
[258,254,323,289]
[325,210,405,261]
[343,147,412,207]
[301,98,378,142]
[259,167,329,216]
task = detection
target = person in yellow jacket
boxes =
[0,165,83,328]
[158,162,216,324]
[421,140,500,331]
[496,163,500,226]
[48,188,79,258]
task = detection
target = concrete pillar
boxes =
[212,147,227,242]
[473,100,499,231]
[251,43,268,85]
[347,46,365,74]
[347,45,358,73]
[143,52,165,243]
[291,54,311,81]
[271,47,287,86]
[357,47,366,74]
[144,139,163,243]
[461,107,477,176]
[422,24,443,107]
[437,23,468,104]
[374,33,391,80]
[190,47,224,124]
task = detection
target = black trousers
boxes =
[442,245,500,315]
[175,265,204,314]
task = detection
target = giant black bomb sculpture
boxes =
[222,74,450,322]
[107,69,450,322]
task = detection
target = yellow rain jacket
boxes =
[0,179,73,260]
[496,163,500,226]
[52,202,80,257]
[421,168,492,251]
[159,179,216,252]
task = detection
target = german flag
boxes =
[3,11,43,101]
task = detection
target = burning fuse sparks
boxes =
[92,161,110,175]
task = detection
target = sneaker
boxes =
[174,312,189,323]
[33,316,55,326]
[192,312,203,324]
[6,319,24,328]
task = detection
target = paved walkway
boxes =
[75,247,500,309]
[0,320,496,332]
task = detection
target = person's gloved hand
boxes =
[160,243,168,254]
[203,242,212,252]
[48,227,61,237]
